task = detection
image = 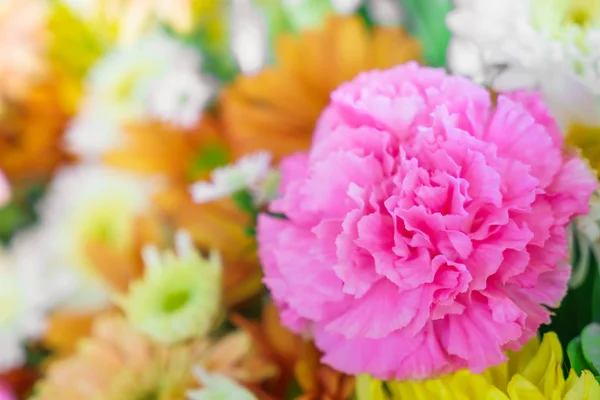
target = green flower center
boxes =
[161,289,191,313]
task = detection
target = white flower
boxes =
[69,32,211,159]
[447,0,600,129]
[38,164,156,311]
[65,109,124,161]
[190,151,272,204]
[187,368,257,400]
[147,68,216,128]
[231,0,268,75]
[0,228,74,372]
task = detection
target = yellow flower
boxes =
[566,124,600,177]
[357,332,600,400]
[221,15,422,161]
[118,231,222,344]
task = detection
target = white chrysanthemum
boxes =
[118,231,222,344]
[0,228,74,372]
[190,151,272,204]
[147,68,216,128]
[38,164,156,310]
[187,368,257,400]
[447,0,600,128]
[68,32,210,159]
[65,109,124,161]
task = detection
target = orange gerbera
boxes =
[233,302,354,400]
[0,75,73,183]
[104,115,262,307]
[33,314,275,400]
[221,15,422,160]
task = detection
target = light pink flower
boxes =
[257,62,596,380]
[0,381,15,400]
[0,171,10,207]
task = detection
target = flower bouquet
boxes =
[0,0,599,399]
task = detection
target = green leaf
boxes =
[568,336,589,375]
[187,143,230,180]
[581,323,600,375]
[232,189,256,216]
[398,0,453,67]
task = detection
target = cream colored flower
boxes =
[39,164,155,309]
[118,231,222,344]
[187,368,258,400]
[0,228,74,372]
[447,0,600,129]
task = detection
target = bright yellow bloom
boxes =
[357,332,600,400]
[566,124,600,176]
[118,231,222,344]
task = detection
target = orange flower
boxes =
[0,76,73,183]
[33,314,275,400]
[221,15,422,160]
[233,302,354,400]
[104,115,262,307]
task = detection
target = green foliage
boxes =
[0,182,45,244]
[188,143,230,180]
[542,243,600,350]
[397,0,453,67]
[568,323,600,377]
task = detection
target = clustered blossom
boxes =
[258,62,596,379]
[447,0,600,128]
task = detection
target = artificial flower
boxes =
[67,32,213,159]
[221,14,422,160]
[258,63,596,380]
[0,77,73,183]
[190,151,273,204]
[0,228,73,373]
[357,332,600,399]
[187,368,258,400]
[0,0,47,108]
[446,0,600,129]
[118,231,222,344]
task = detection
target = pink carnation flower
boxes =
[257,63,597,380]
[0,381,15,400]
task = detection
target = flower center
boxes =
[531,0,600,35]
[161,289,190,313]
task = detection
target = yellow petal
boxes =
[563,370,600,400]
[507,374,547,400]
